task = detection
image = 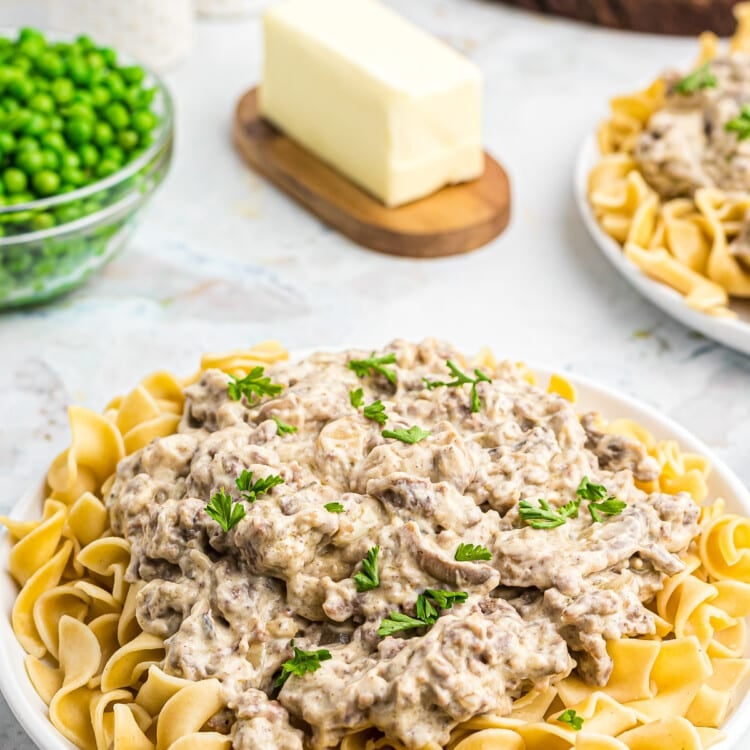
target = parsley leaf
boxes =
[205,488,245,532]
[674,63,717,95]
[575,476,609,501]
[235,469,284,503]
[726,104,750,141]
[422,589,468,611]
[275,640,332,688]
[350,388,364,408]
[227,366,283,403]
[415,593,440,624]
[519,497,580,529]
[423,359,492,413]
[377,611,427,637]
[381,425,430,444]
[348,352,397,384]
[557,709,584,730]
[589,498,627,523]
[353,546,380,592]
[272,416,297,435]
[455,543,492,562]
[324,502,345,513]
[363,400,388,425]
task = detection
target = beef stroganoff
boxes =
[3,340,750,750]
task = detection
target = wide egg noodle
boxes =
[2,350,750,750]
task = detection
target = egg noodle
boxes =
[2,342,750,750]
[589,3,750,318]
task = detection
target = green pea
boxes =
[82,198,100,214]
[32,169,60,196]
[16,149,44,174]
[101,144,124,164]
[100,47,117,67]
[130,109,156,134]
[120,65,145,85]
[0,131,16,153]
[16,135,39,152]
[3,167,28,193]
[78,142,99,167]
[54,204,81,223]
[60,166,85,186]
[117,129,138,151]
[93,121,114,146]
[87,51,106,70]
[63,102,95,121]
[30,211,55,230]
[30,76,50,92]
[10,55,32,73]
[75,35,95,52]
[1,97,19,113]
[18,28,45,43]
[28,92,54,114]
[23,113,47,136]
[68,57,91,86]
[104,102,129,129]
[103,72,126,99]
[91,85,111,108]
[37,50,65,78]
[72,89,94,105]
[60,150,81,168]
[19,37,45,60]
[41,148,59,170]
[51,77,74,103]
[8,191,33,205]
[47,114,63,131]
[95,158,119,178]
[7,77,34,100]
[66,117,92,145]
[40,131,65,153]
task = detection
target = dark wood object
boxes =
[232,87,511,258]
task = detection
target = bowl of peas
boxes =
[0,27,174,308]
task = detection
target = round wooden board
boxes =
[232,87,511,258]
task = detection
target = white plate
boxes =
[2,365,750,749]
[575,135,750,356]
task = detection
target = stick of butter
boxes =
[260,0,483,208]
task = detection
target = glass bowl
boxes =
[0,64,174,309]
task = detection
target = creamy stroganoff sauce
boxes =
[107,341,700,750]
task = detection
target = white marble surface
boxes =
[2,1,750,747]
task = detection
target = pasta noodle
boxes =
[1,342,749,750]
[588,3,750,318]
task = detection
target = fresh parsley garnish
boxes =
[227,366,283,403]
[726,104,750,141]
[235,469,284,503]
[519,497,580,529]
[275,640,332,688]
[455,543,492,562]
[205,488,245,532]
[424,359,492,413]
[557,709,584,730]
[381,425,430,444]
[353,546,380,592]
[350,388,364,408]
[576,477,626,523]
[272,416,297,435]
[348,352,397,385]
[377,611,428,637]
[589,498,627,523]
[324,502,345,513]
[363,400,387,425]
[674,63,717,95]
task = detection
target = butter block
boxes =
[259,0,483,207]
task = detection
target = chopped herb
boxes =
[275,640,332,688]
[235,469,284,503]
[324,502,345,513]
[415,593,440,624]
[575,476,609,502]
[589,498,627,523]
[205,488,245,532]
[353,546,380,592]
[381,425,430,444]
[350,388,364,408]
[557,709,584,730]
[377,611,428,637]
[227,366,283,403]
[423,359,492,413]
[348,352,397,384]
[455,543,492,562]
[726,104,750,141]
[272,416,297,435]
[422,589,468,612]
[519,497,580,529]
[674,63,717,95]
[363,399,388,425]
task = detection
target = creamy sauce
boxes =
[107,340,700,750]
[635,54,750,199]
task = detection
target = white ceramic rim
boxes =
[1,362,749,750]
[574,134,750,357]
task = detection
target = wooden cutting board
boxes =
[232,87,511,258]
